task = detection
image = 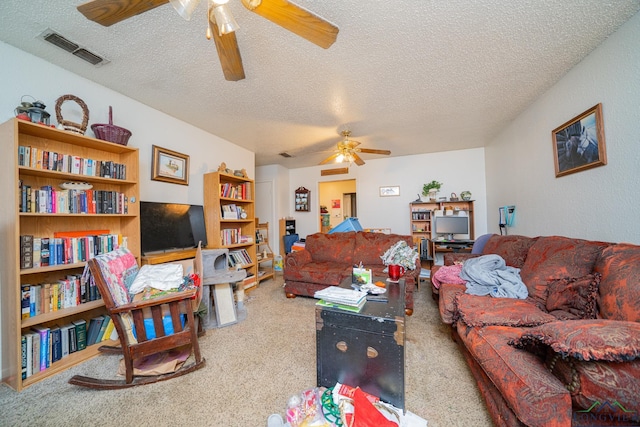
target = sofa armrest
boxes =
[285,250,312,268]
[443,253,482,265]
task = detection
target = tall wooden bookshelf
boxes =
[255,220,274,283]
[203,171,257,290]
[0,118,140,391]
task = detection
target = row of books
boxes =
[314,286,368,313]
[221,203,246,220]
[228,249,252,267]
[21,316,116,379]
[219,182,250,200]
[18,145,127,180]
[220,228,253,246]
[21,276,102,319]
[20,233,122,270]
[19,182,129,215]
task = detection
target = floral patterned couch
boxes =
[431,234,640,427]
[284,231,421,316]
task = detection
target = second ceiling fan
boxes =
[77,0,339,81]
[320,131,391,166]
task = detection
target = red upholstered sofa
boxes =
[284,231,420,316]
[431,234,640,427]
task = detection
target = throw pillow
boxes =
[510,319,640,362]
[595,243,640,322]
[519,237,609,308]
[454,293,556,327]
[546,352,640,414]
[546,273,600,319]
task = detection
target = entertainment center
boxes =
[410,199,475,265]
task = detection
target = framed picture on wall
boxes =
[379,186,400,197]
[151,145,190,185]
[551,103,607,178]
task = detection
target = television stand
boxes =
[141,248,198,265]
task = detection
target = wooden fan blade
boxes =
[211,20,246,81]
[77,0,168,27]
[358,148,391,155]
[319,153,340,165]
[241,0,339,49]
[352,152,365,166]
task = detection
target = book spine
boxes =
[74,320,87,351]
[25,333,33,377]
[21,284,31,319]
[20,235,33,269]
[33,327,50,371]
[50,327,62,363]
[30,332,39,373]
[21,335,27,380]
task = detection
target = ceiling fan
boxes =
[76,0,339,81]
[319,131,391,166]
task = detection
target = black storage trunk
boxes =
[316,281,406,410]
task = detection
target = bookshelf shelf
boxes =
[21,299,106,328]
[0,118,141,391]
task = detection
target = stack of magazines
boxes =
[314,286,367,312]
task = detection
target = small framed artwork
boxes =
[551,103,607,178]
[151,145,190,185]
[379,186,400,197]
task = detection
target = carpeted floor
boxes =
[0,276,492,427]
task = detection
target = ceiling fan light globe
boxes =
[211,4,240,35]
[170,0,202,20]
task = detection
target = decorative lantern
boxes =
[27,101,51,125]
[14,96,34,121]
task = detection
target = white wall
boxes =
[255,164,291,255]
[284,148,488,240]
[485,12,640,244]
[0,42,255,204]
[0,42,255,378]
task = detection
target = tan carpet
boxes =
[0,276,492,427]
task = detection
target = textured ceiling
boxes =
[1,1,638,168]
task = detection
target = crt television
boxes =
[434,215,469,240]
[140,201,207,255]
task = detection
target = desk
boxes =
[433,240,474,256]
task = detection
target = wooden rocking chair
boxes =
[69,248,206,389]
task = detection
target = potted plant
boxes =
[422,180,442,201]
[380,241,420,272]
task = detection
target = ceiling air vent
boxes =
[39,29,109,67]
[73,48,103,65]
[43,32,78,53]
[279,152,293,158]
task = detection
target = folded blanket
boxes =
[460,254,528,299]
[431,264,465,289]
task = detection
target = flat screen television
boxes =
[140,201,207,255]
[434,215,469,240]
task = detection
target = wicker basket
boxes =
[55,94,89,135]
[91,106,132,146]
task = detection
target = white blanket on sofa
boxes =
[460,254,528,299]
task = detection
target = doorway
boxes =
[318,179,356,232]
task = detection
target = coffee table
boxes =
[316,277,406,410]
